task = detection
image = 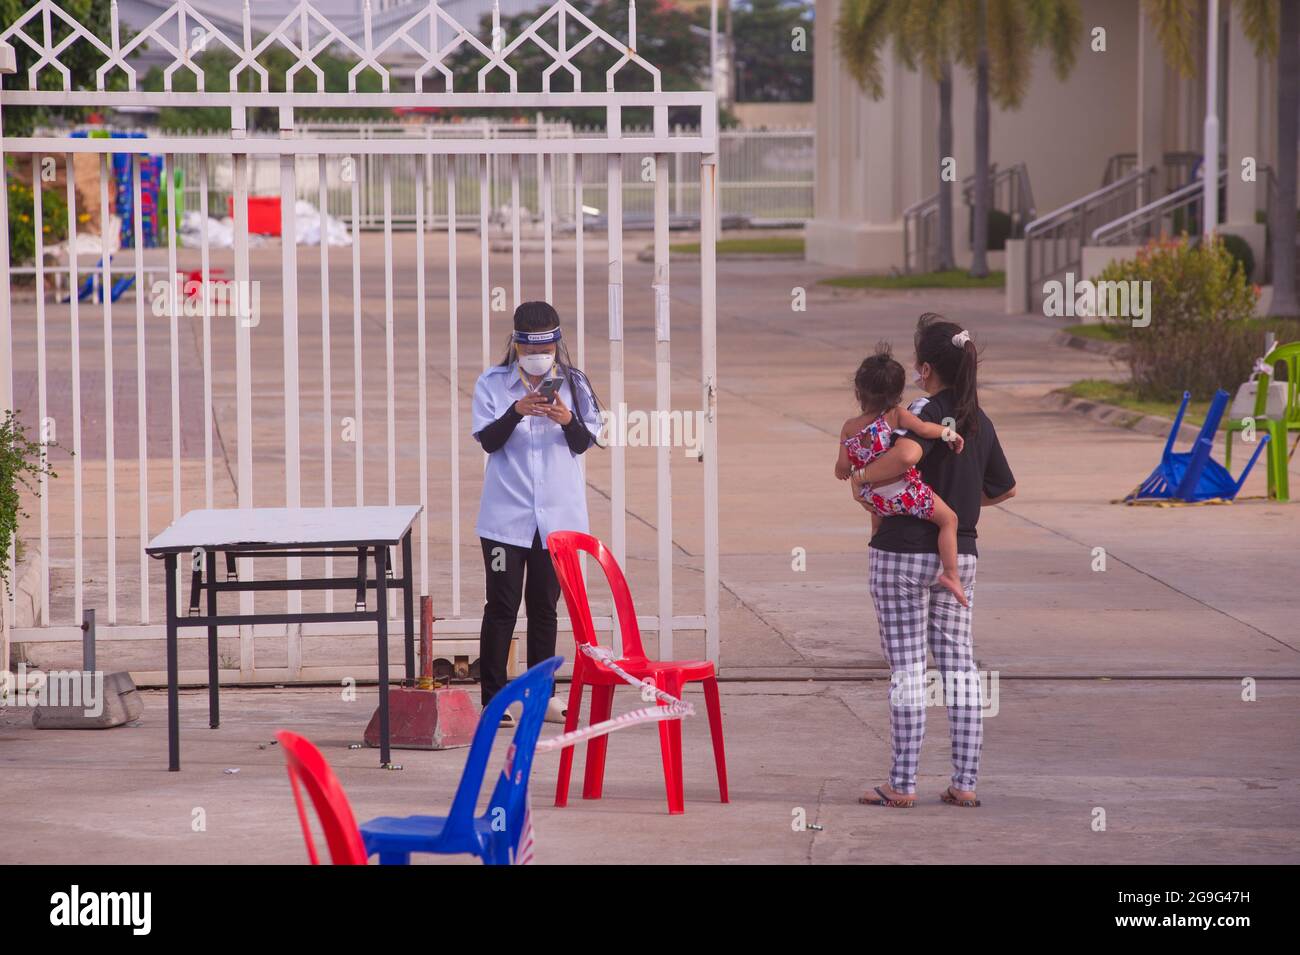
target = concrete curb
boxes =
[1041,390,1203,443]
[1050,328,1126,357]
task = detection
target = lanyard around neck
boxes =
[516,361,556,395]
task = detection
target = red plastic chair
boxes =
[547,531,728,815]
[276,730,369,865]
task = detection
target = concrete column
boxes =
[1137,11,1166,197]
[1225,9,1263,223]
[806,0,922,271]
[1222,5,1267,280]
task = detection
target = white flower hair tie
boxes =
[952,329,971,348]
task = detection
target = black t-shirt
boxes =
[868,388,1016,557]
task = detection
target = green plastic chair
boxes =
[1225,341,1300,501]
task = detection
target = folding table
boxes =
[145,505,421,771]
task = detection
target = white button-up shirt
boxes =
[472,362,602,549]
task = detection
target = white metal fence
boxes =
[104,120,813,228]
[0,0,720,684]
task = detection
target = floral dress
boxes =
[843,412,936,520]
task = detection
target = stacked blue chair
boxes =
[360,655,562,865]
[1126,390,1270,503]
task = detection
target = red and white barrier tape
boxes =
[535,700,692,753]
[534,643,695,754]
[576,643,692,709]
[518,646,698,863]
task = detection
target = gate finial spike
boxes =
[629,1,637,48]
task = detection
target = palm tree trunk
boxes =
[1272,0,1299,316]
[970,1,991,278]
[937,61,956,271]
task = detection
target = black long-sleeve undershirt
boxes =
[561,411,595,453]
[476,402,594,455]
[477,405,524,453]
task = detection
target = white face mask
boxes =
[912,368,926,387]
[519,352,554,377]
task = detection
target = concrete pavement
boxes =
[2,246,1298,863]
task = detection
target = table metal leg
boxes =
[401,531,415,685]
[374,546,391,767]
[165,553,180,771]
[206,549,220,728]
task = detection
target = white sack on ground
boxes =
[178,202,350,249]
[179,210,239,249]
[294,199,352,247]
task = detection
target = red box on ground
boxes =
[364,686,478,751]
[228,195,282,235]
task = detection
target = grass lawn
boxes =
[821,269,1005,290]
[669,237,804,256]
[1062,318,1300,344]
[1058,379,1221,428]
[1061,323,1126,342]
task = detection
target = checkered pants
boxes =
[868,549,981,794]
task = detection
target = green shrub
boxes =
[6,169,69,267]
[969,208,1013,251]
[986,209,1013,251]
[1218,232,1255,281]
[0,410,57,589]
[1095,236,1262,401]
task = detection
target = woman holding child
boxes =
[837,313,1017,809]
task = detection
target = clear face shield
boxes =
[513,327,561,378]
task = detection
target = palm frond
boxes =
[896,0,959,79]
[953,0,982,68]
[1234,0,1279,58]
[1142,0,1198,77]
[988,0,1030,108]
[835,0,896,98]
[1021,0,1082,80]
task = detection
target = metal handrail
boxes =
[904,162,1034,273]
[964,162,1033,211]
[1024,168,1149,238]
[1103,151,1207,190]
[1090,170,1227,245]
[1023,167,1154,308]
[903,167,989,274]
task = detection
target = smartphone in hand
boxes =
[538,377,561,404]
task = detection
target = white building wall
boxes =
[807,0,1245,273]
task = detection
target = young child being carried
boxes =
[835,343,969,607]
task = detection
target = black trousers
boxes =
[479,531,560,705]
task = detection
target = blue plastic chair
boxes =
[74,256,135,303]
[1126,390,1271,502]
[359,655,562,865]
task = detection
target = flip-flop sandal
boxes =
[858,786,916,808]
[940,786,981,807]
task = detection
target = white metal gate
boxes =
[0,0,719,684]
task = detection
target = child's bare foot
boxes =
[939,573,969,607]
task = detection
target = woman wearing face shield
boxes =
[471,301,603,725]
